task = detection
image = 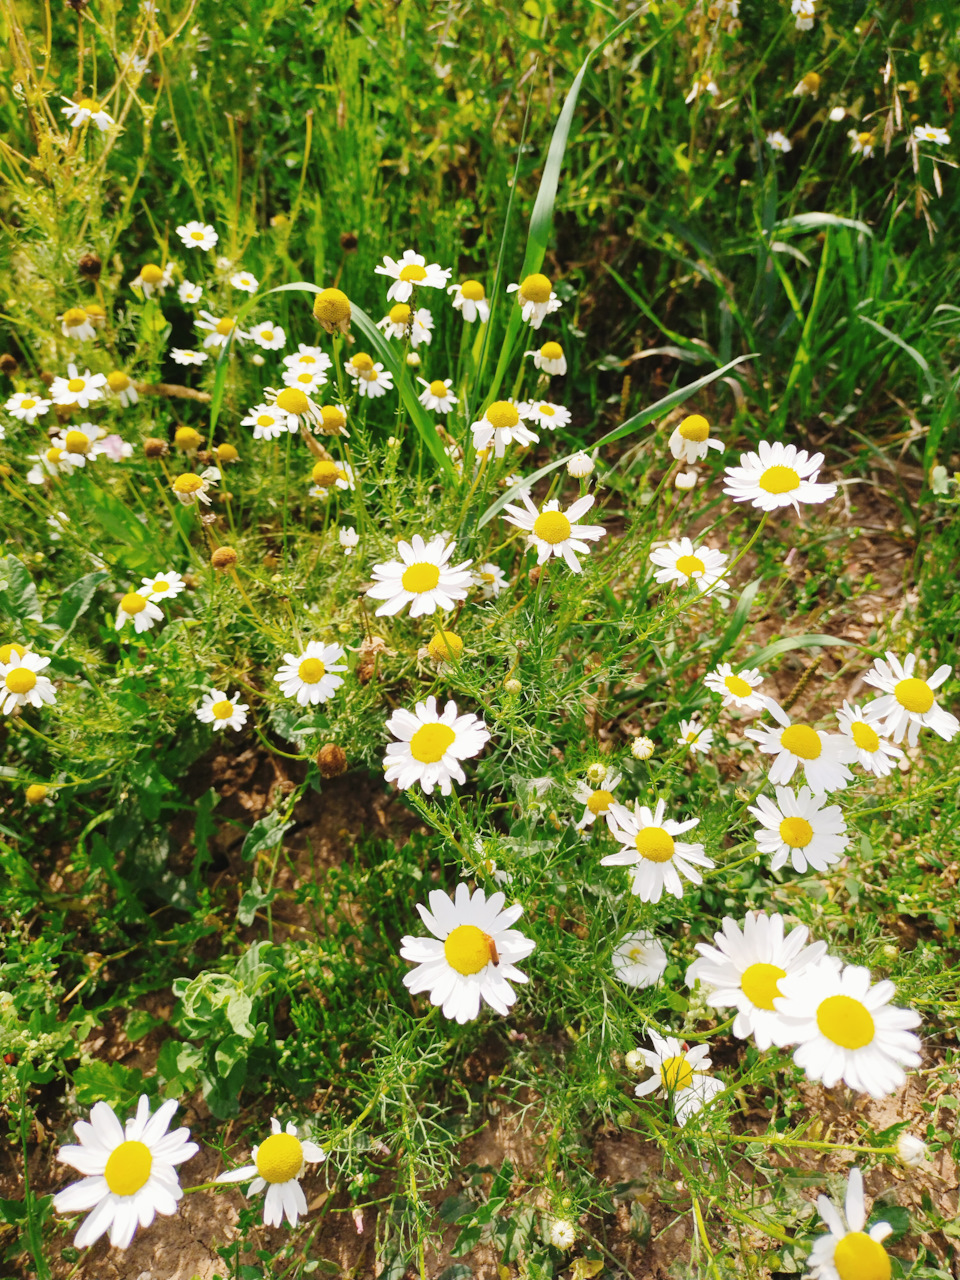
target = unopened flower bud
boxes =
[896,1133,927,1168]
[0,353,19,377]
[546,1219,576,1250]
[631,736,655,761]
[78,253,102,279]
[567,451,594,478]
[317,743,347,777]
[503,677,522,695]
[586,761,608,785]
[675,470,698,490]
[405,351,421,367]
[340,231,359,252]
[624,1048,645,1074]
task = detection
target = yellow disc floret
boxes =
[25,784,48,804]
[540,341,563,361]
[401,563,441,594]
[215,316,236,337]
[779,816,814,848]
[172,473,204,495]
[140,264,164,285]
[388,303,412,325]
[427,631,463,663]
[107,370,131,391]
[678,414,710,442]
[460,280,485,301]
[66,377,86,392]
[216,443,239,462]
[740,962,787,1010]
[120,592,148,616]
[409,723,456,764]
[816,994,875,1049]
[255,1133,304,1184]
[759,465,800,494]
[104,1140,153,1197]
[298,658,326,684]
[62,307,88,326]
[398,262,427,283]
[5,667,37,695]
[209,699,235,720]
[586,789,613,815]
[276,387,310,415]
[350,352,374,374]
[64,430,91,455]
[319,405,346,432]
[659,1055,693,1091]
[532,511,571,545]
[444,924,497,975]
[723,674,753,699]
[893,677,934,714]
[675,554,705,577]
[174,427,203,451]
[519,273,552,303]
[635,826,675,862]
[779,724,822,759]
[311,460,340,487]
[0,643,26,664]
[429,380,448,397]
[851,720,880,752]
[486,401,519,430]
[313,287,351,330]
[833,1232,890,1280]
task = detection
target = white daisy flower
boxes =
[344,351,394,398]
[314,403,349,437]
[678,718,713,754]
[309,459,354,497]
[914,124,950,145]
[130,263,174,297]
[861,651,958,746]
[601,799,714,902]
[848,130,875,158]
[807,1167,894,1280]
[268,386,323,430]
[503,494,606,574]
[685,74,719,104]
[775,958,922,1098]
[115,590,164,634]
[574,770,623,831]
[723,440,837,513]
[473,562,508,599]
[749,786,848,873]
[525,341,567,376]
[5,392,52,423]
[375,249,451,303]
[52,423,106,467]
[176,221,219,251]
[384,696,490,796]
[273,641,347,706]
[506,273,562,329]
[0,651,57,715]
[546,1219,577,1250]
[376,303,434,347]
[230,271,259,293]
[520,399,572,430]
[178,280,203,304]
[49,364,107,409]
[793,0,815,29]
[448,279,490,323]
[215,1118,325,1228]
[242,404,297,440]
[686,911,828,1050]
[26,445,76,483]
[417,377,458,413]
[836,700,904,776]
[703,663,772,712]
[106,370,139,407]
[669,414,723,464]
[196,689,248,732]
[59,306,97,341]
[471,400,539,457]
[649,537,729,594]
[52,1096,197,1249]
[793,72,821,97]
[171,468,219,506]
[281,366,328,394]
[249,321,286,350]
[170,348,208,366]
[766,130,793,153]
[611,930,668,989]
[400,882,534,1023]
[195,311,247,349]
[365,534,473,618]
[339,526,359,556]
[140,571,185,600]
[282,344,333,376]
[745,713,856,791]
[61,96,114,131]
[631,1031,724,1125]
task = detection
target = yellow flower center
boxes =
[66,377,86,392]
[634,826,675,862]
[723,674,753,698]
[260,329,275,342]
[350,352,374,373]
[779,724,822,759]
[401,562,441,594]
[520,272,552,304]
[779,816,814,848]
[311,460,340,487]
[5,667,37,694]
[533,511,572,544]
[190,230,206,241]
[486,401,519,430]
[255,1133,304,1184]
[759,465,800,494]
[215,317,236,336]
[86,304,105,319]
[256,414,276,427]
[104,1140,153,1197]
[25,784,48,804]
[851,720,880,752]
[460,280,485,301]
[740,962,787,1011]
[540,342,563,361]
[816,994,875,1049]
[173,473,204,494]
[429,380,448,397]
[46,447,63,463]
[586,789,613,815]
[833,1232,890,1280]
[313,287,351,324]
[64,430,91,455]
[210,699,235,720]
[140,264,163,284]
[0,644,25,664]
[121,592,148,615]
[802,71,821,91]
[388,303,412,325]
[675,554,705,577]
[63,307,88,326]
[857,132,873,146]
[444,924,497,975]
[659,1054,693,1091]
[540,404,556,416]
[398,263,427,282]
[427,631,463,662]
[894,677,934,714]
[298,658,326,684]
[107,371,131,391]
[678,414,710,442]
[20,398,36,409]
[78,98,101,112]
[276,388,310,414]
[217,443,238,461]
[175,427,203,449]
[409,722,456,764]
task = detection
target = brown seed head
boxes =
[317,743,348,777]
[144,438,168,458]
[211,546,237,571]
[78,253,102,279]
[0,353,19,377]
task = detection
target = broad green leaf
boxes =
[52,571,108,641]
[0,556,42,622]
[241,810,293,861]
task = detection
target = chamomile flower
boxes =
[611,931,668,989]
[53,424,107,467]
[309,459,354,496]
[678,718,713,754]
[26,445,76,483]
[171,468,219,506]
[52,1096,197,1249]
[131,262,174,297]
[914,124,950,146]
[215,1119,325,1228]
[0,652,56,715]
[178,280,203,304]
[471,400,539,457]
[703,663,772,712]
[546,1220,577,1250]
[521,400,572,430]
[196,689,248,732]
[375,250,451,303]
[230,270,259,293]
[473,562,508,598]
[503,494,606,573]
[61,96,114,131]
[649,537,730,594]
[170,348,208,366]
[836,701,904,776]
[50,364,107,409]
[242,404,296,440]
[5,392,51,423]
[141,571,185,600]
[861,652,958,746]
[776,958,922,1098]
[106,370,139,407]
[195,311,247,349]
[417,378,458,413]
[752,788,846,875]
[269,387,323,430]
[274,641,347,706]
[249,321,286,350]
[723,441,837,513]
[384,696,490,795]
[686,912,828,1050]
[282,344,333,377]
[631,1031,724,1125]
[807,1167,894,1280]
[848,130,875,158]
[793,71,821,97]
[669,414,723,463]
[339,526,359,555]
[574,770,623,831]
[314,403,349,436]
[59,307,97,341]
[526,341,567,376]
[365,534,473,618]
[176,221,219,251]
[766,130,793,153]
[448,279,490,323]
[400,882,534,1022]
[507,273,562,328]
[345,352,394,398]
[745,714,855,791]
[685,73,719,103]
[115,591,164,634]
[602,799,714,903]
[377,303,434,347]
[792,0,816,29]
[282,366,328,394]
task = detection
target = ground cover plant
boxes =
[0,0,959,1277]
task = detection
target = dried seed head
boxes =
[339,231,359,252]
[78,252,102,279]
[143,438,168,458]
[211,546,237,570]
[317,743,348,777]
[0,353,19,377]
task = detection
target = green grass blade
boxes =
[858,315,938,402]
[743,633,863,668]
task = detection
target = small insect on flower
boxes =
[471,400,539,457]
[53,424,107,467]
[375,249,452,303]
[526,340,567,376]
[384,695,490,795]
[861,651,958,746]
[107,370,139,407]
[274,641,348,707]
[5,392,51,423]
[171,468,219,505]
[749,786,849,873]
[703,663,771,712]
[141,571,185,600]
[52,1096,197,1249]
[230,271,259,293]
[723,440,837,513]
[522,399,572,431]
[366,534,473,618]
[745,711,856,791]
[115,591,164,634]
[766,130,793,153]
[176,220,219,251]
[215,1118,325,1228]
[506,273,562,329]
[631,1031,724,1125]
[611,930,668,989]
[806,1167,894,1280]
[0,652,56,715]
[131,262,174,297]
[669,414,723,464]
[848,130,875,158]
[195,311,247,349]
[50,363,107,409]
[170,348,208,365]
[417,378,458,413]
[59,306,97,341]
[835,700,904,776]
[574,769,623,831]
[61,96,114,131]
[649,537,730,595]
[448,279,490,323]
[196,689,249,732]
[503,494,606,573]
[677,718,713,755]
[602,799,714,902]
[249,321,286,351]
[400,882,534,1022]
[914,124,951,146]
[344,351,394,398]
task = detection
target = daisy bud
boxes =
[406,352,421,367]
[211,546,237,570]
[25,784,48,804]
[567,451,594,478]
[251,352,265,366]
[631,736,655,761]
[586,762,608,785]
[829,105,846,121]
[317,743,348,777]
[546,1219,576,1250]
[427,631,463,663]
[675,470,698,490]
[78,252,102,279]
[503,677,522,695]
[624,1048,645,1074]
[313,286,351,334]
[896,1133,927,1168]
[144,437,168,458]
